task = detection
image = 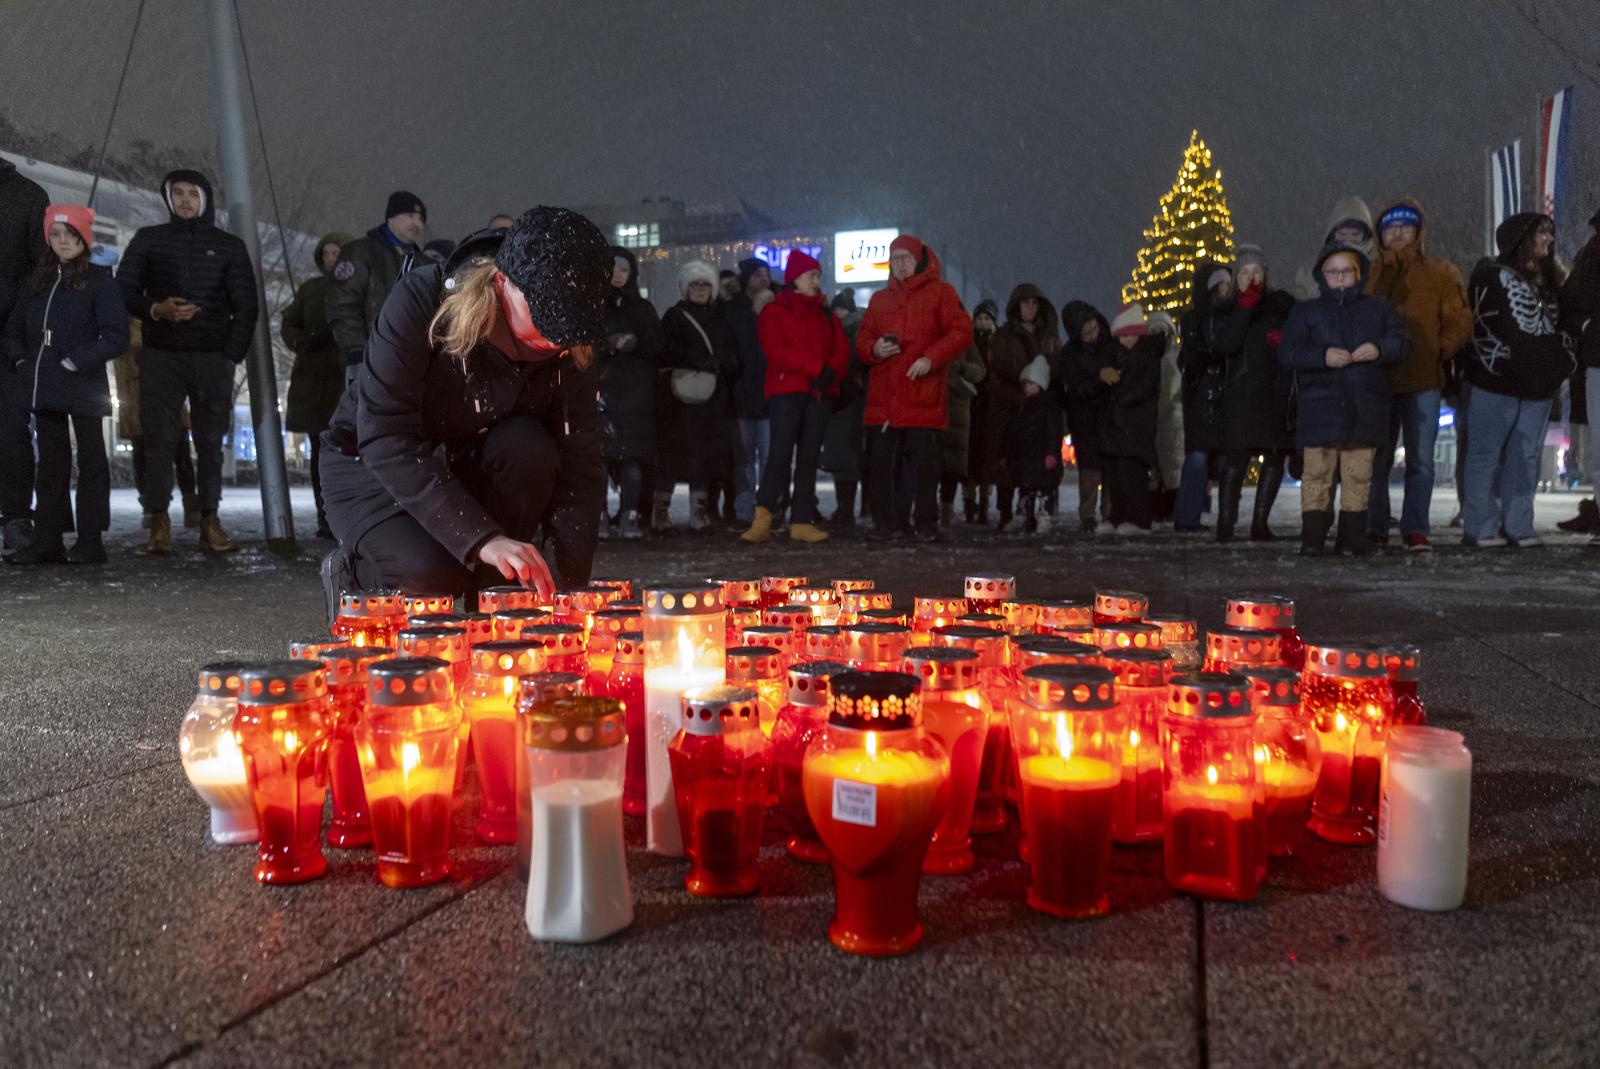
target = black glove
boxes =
[812,366,837,395]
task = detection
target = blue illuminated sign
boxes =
[753,243,823,275]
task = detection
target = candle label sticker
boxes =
[832,779,878,828]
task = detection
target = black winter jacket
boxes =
[1464,257,1577,400]
[1216,288,1296,455]
[118,170,258,362]
[3,264,129,417]
[597,247,664,463]
[1562,232,1600,371]
[1177,259,1231,455]
[0,158,51,326]
[326,224,421,362]
[660,298,740,483]
[1098,334,1163,464]
[1056,301,1113,469]
[725,291,769,420]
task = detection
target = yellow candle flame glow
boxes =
[676,627,696,672]
[1056,713,1072,760]
[282,730,299,754]
[401,741,421,777]
[1335,712,1348,733]
[1206,765,1219,785]
[1129,728,1140,747]
[865,730,879,759]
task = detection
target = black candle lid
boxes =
[1020,664,1116,712]
[1167,672,1254,719]
[827,670,921,730]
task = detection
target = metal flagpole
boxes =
[1484,147,1493,258]
[206,0,294,546]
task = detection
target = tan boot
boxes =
[199,513,239,553]
[140,513,174,555]
[788,522,829,543]
[740,506,773,544]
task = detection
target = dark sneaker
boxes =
[66,536,107,564]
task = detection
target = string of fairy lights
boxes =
[1122,130,1236,316]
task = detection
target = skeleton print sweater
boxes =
[1466,258,1577,401]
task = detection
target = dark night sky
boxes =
[1,0,1596,311]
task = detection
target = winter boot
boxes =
[830,478,857,527]
[619,511,645,540]
[966,485,986,525]
[2,516,33,552]
[141,513,174,555]
[1336,510,1376,557]
[1557,498,1598,533]
[939,501,955,528]
[1021,494,1039,535]
[1298,510,1333,557]
[650,490,678,533]
[1250,457,1285,542]
[1215,462,1246,544]
[66,534,107,564]
[6,533,66,565]
[789,522,829,544]
[740,506,774,544]
[320,545,356,629]
[597,504,614,541]
[199,513,240,553]
[689,491,712,532]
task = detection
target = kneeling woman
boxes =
[319,208,610,603]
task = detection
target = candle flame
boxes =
[963,692,983,709]
[1335,712,1348,733]
[1206,765,1219,785]
[676,627,696,672]
[1128,728,1140,747]
[865,730,879,758]
[1055,714,1072,760]
[1253,744,1268,765]
[401,741,421,776]
[282,730,299,754]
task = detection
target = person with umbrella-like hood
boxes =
[316,208,611,611]
[281,231,352,539]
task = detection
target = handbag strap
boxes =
[680,307,715,362]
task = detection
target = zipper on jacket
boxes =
[31,268,62,409]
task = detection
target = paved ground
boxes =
[3,483,1598,1068]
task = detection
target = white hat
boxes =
[1020,354,1051,391]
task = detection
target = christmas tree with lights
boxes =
[1122,131,1235,315]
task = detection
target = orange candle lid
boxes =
[1000,600,1042,632]
[524,695,625,751]
[1010,634,1102,672]
[1101,647,1173,689]
[762,604,813,631]
[1166,672,1253,719]
[902,645,979,692]
[914,594,968,619]
[1095,621,1164,652]
[1233,665,1301,707]
[840,590,893,615]
[680,685,762,737]
[517,624,587,659]
[643,584,723,616]
[402,593,456,615]
[477,585,538,613]
[515,671,584,710]
[470,640,543,678]
[1038,600,1093,631]
[787,660,851,706]
[843,621,912,665]
[760,575,807,595]
[397,625,470,663]
[791,585,838,608]
[613,631,644,666]
[1093,589,1149,620]
[1020,664,1115,712]
[196,661,249,697]
[728,645,783,682]
[931,624,1005,666]
[456,612,496,645]
[1145,613,1198,645]
[858,607,907,625]
[1304,643,1388,679]
[830,577,875,595]
[741,626,795,657]
[1224,593,1295,629]
[955,612,1006,631]
[288,638,342,661]
[828,670,921,730]
[406,612,468,631]
[727,606,762,629]
[591,607,643,638]
[710,577,761,605]
[553,589,609,616]
[963,573,1015,601]
[490,608,553,639]
[240,660,329,706]
[339,589,404,618]
[367,657,450,708]
[588,576,633,599]
[1206,627,1280,667]
[317,646,393,686]
[801,626,845,659]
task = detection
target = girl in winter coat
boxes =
[598,246,664,539]
[983,284,1059,531]
[1057,301,1115,532]
[1098,303,1163,533]
[2,205,129,564]
[1009,354,1064,533]
[659,260,740,532]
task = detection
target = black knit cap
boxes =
[494,207,612,349]
[1494,211,1552,260]
[386,190,426,222]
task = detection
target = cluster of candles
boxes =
[178,572,1471,955]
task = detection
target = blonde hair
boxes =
[429,259,499,359]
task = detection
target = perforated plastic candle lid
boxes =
[1020,664,1116,712]
[1206,627,1281,665]
[1038,600,1094,630]
[1096,621,1165,651]
[914,595,968,617]
[515,671,585,709]
[843,621,912,663]
[339,589,405,616]
[839,590,893,613]
[1383,644,1422,681]
[955,612,1006,630]
[762,604,813,629]
[643,584,724,616]
[902,645,980,691]
[1166,672,1254,719]
[1145,613,1198,644]
[931,624,1006,664]
[403,593,457,615]
[592,607,643,635]
[964,573,1016,600]
[1232,665,1302,707]
[827,670,921,730]
[613,630,644,664]
[238,660,329,705]
[367,657,451,707]
[1093,589,1149,619]
[317,646,393,685]
[470,640,543,676]
[831,577,874,595]
[1304,643,1388,679]
[1101,647,1173,688]
[709,577,761,604]
[727,645,783,681]
[523,695,625,751]
[1224,593,1295,629]
[196,661,249,697]
[680,685,762,736]
[407,612,468,630]
[788,660,851,705]
[398,626,470,662]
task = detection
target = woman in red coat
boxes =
[855,235,974,541]
[740,250,850,544]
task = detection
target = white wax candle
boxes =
[184,754,259,844]
[643,664,722,856]
[1378,730,1471,911]
[525,779,633,943]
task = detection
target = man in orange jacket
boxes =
[856,235,973,541]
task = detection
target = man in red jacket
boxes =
[856,235,974,541]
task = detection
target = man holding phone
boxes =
[120,168,258,554]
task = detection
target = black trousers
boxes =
[137,348,234,513]
[0,368,33,522]
[607,459,650,517]
[34,411,109,542]
[756,392,830,524]
[869,426,939,532]
[1104,455,1153,529]
[131,431,197,515]
[308,432,327,529]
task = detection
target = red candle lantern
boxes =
[1092,589,1149,626]
[1160,673,1267,901]
[605,632,647,817]
[860,606,908,626]
[1384,645,1427,726]
[589,576,633,600]
[761,574,807,609]
[837,589,893,625]
[491,608,554,642]
[955,611,1006,632]
[289,637,342,661]
[802,671,950,956]
[478,585,539,615]
[1094,621,1165,654]
[456,612,496,647]
[1303,644,1394,845]
[357,657,460,887]
[235,661,332,884]
[1011,664,1123,917]
[912,595,968,635]
[1203,627,1282,673]
[762,603,814,637]
[396,625,471,802]
[831,577,875,597]
[963,572,1015,605]
[669,686,771,897]
[520,623,588,676]
[333,589,406,649]
[740,625,796,670]
[772,660,852,863]
[1234,666,1321,857]
[403,593,456,617]
[316,646,393,848]
[726,605,762,646]
[930,624,1008,834]
[1000,600,1043,635]
[1101,648,1173,845]
[179,661,256,844]
[843,621,912,671]
[586,605,643,693]
[514,671,586,880]
[727,645,786,734]
[553,588,609,632]
[791,584,840,623]
[902,646,986,875]
[710,576,761,610]
[800,625,846,664]
[1146,614,1201,672]
[462,640,545,843]
[1037,600,1094,635]
[1225,594,1305,670]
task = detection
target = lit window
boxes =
[612,223,659,250]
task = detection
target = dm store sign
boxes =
[834,228,898,284]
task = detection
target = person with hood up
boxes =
[281,232,352,539]
[1010,354,1064,533]
[819,288,868,527]
[742,250,849,544]
[1057,300,1115,532]
[317,208,609,607]
[326,190,427,371]
[1366,199,1471,552]
[963,298,1000,523]
[1175,260,1233,533]
[0,154,50,552]
[981,285,1058,531]
[1148,311,1183,522]
[1098,303,1163,533]
[659,259,740,531]
[1279,243,1410,555]
[2,204,128,564]
[118,169,258,554]
[726,256,773,524]
[1294,196,1377,301]
[1460,212,1576,548]
[597,245,664,539]
[1558,208,1600,544]
[1212,245,1297,542]
[856,235,974,541]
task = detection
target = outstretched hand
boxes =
[477,535,555,599]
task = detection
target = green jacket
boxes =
[282,232,351,432]
[325,225,419,362]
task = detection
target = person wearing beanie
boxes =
[316,208,611,611]
[1280,243,1410,556]
[856,233,974,541]
[1293,195,1377,300]
[1097,302,1163,533]
[1460,212,1576,548]
[741,248,850,544]
[598,245,664,539]
[981,284,1059,532]
[726,255,774,524]
[1557,206,1600,542]
[1007,351,1063,533]
[719,269,740,302]
[659,259,739,532]
[326,188,429,373]
[2,204,128,564]
[280,232,353,538]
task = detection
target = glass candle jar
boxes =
[179,661,256,844]
[605,631,647,817]
[1008,634,1104,714]
[1094,621,1164,654]
[726,606,762,647]
[912,595,968,635]
[760,574,807,609]
[1378,726,1471,911]
[1000,601,1043,636]
[902,647,986,876]
[403,593,456,617]
[316,646,393,848]
[669,686,771,897]
[963,572,1016,606]
[478,585,539,615]
[772,660,852,864]
[933,624,1009,835]
[1160,673,1267,901]
[1092,590,1149,627]
[1225,594,1304,670]
[236,662,332,884]
[587,606,643,694]
[791,584,840,624]
[800,625,846,664]
[289,637,342,662]
[1011,665,1123,918]
[803,671,950,957]
[1203,627,1282,673]
[710,577,761,612]
[762,603,814,637]
[642,584,727,857]
[552,588,609,632]
[492,608,554,643]
[727,645,786,735]
[462,640,545,844]
[1037,600,1093,635]
[1304,644,1395,845]
[514,672,585,881]
[519,623,587,676]
[837,590,892,626]
[1145,614,1200,672]
[1384,644,1427,726]
[522,695,633,942]
[1234,666,1320,857]
[397,625,472,803]
[333,589,406,649]
[1102,648,1173,845]
[357,658,459,887]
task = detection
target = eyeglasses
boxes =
[1323,268,1357,279]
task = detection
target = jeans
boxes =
[869,426,939,531]
[1369,389,1441,538]
[608,459,649,517]
[734,417,769,522]
[1460,388,1549,542]
[1589,370,1600,510]
[138,348,235,513]
[756,394,830,525]
[1174,450,1211,527]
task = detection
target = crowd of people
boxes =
[0,159,1596,581]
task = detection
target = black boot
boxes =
[831,478,857,527]
[1336,510,1376,556]
[1251,456,1285,542]
[1216,461,1246,544]
[1299,510,1333,556]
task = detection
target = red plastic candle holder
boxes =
[1304,644,1395,845]
[1203,627,1282,673]
[1102,648,1174,845]
[772,660,851,863]
[669,686,771,897]
[236,662,332,884]
[1225,594,1304,670]
[358,658,461,887]
[317,646,394,848]
[760,574,807,609]
[605,632,647,816]
[1384,644,1427,726]
[933,624,1011,834]
[519,623,588,676]
[727,645,787,734]
[902,647,986,875]
[1091,590,1149,626]
[587,606,643,693]
[463,641,546,843]
[397,625,472,801]
[514,672,586,879]
[333,589,405,649]
[1235,666,1320,857]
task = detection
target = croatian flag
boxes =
[1537,86,1573,222]
[1491,139,1522,227]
